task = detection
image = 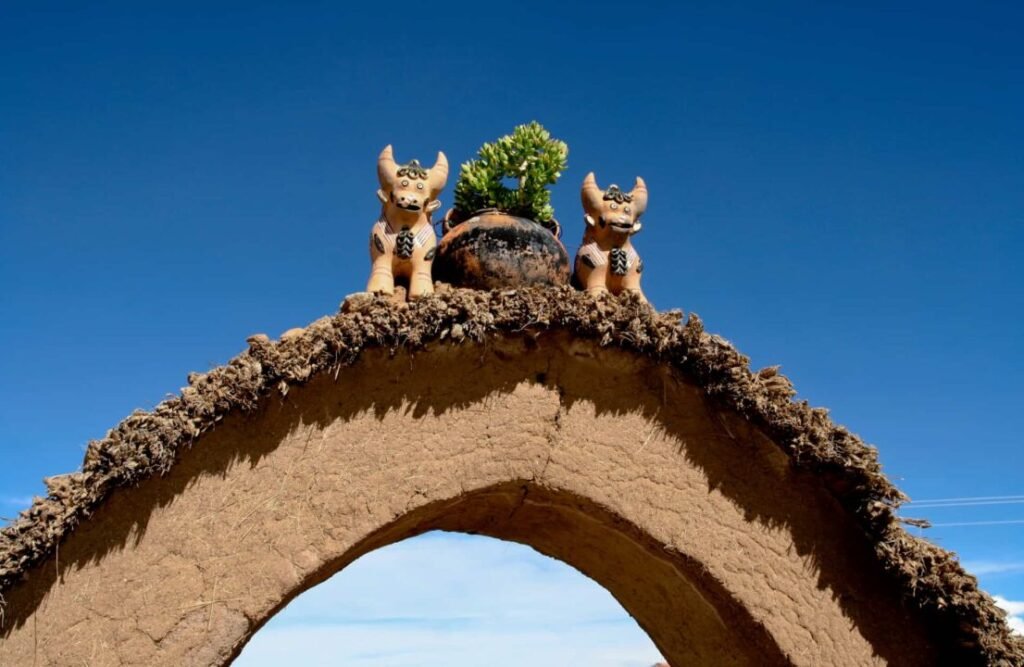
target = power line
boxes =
[907,494,1024,505]
[898,494,1024,530]
[910,499,1024,509]
[929,519,1024,527]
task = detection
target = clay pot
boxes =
[434,211,570,290]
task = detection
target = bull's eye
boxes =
[416,182,424,190]
[401,179,409,187]
[610,202,618,210]
[624,206,631,213]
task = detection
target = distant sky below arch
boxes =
[235,532,665,666]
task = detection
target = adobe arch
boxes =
[0,289,1019,666]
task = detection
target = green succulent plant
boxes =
[453,121,568,226]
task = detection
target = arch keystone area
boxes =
[1,287,1021,666]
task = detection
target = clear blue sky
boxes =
[2,0,1022,657]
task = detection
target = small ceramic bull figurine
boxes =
[367,145,448,299]
[573,172,648,301]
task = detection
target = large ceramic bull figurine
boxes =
[572,172,648,302]
[367,145,449,299]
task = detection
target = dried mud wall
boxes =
[1,288,1020,666]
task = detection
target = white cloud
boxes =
[962,561,1024,576]
[0,495,35,507]
[235,531,664,667]
[994,596,1024,635]
[241,623,662,667]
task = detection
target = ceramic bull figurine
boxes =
[367,145,448,299]
[572,172,648,301]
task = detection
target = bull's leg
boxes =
[408,264,434,299]
[621,268,646,302]
[367,254,395,295]
[584,262,610,296]
[407,239,436,300]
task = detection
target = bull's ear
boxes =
[630,176,648,216]
[584,213,597,227]
[376,188,388,204]
[426,199,441,212]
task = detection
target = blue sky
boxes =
[1,0,1022,659]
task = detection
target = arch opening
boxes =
[234,530,666,666]
[229,480,789,667]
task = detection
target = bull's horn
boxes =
[429,151,449,195]
[630,176,648,216]
[581,172,604,213]
[377,145,397,189]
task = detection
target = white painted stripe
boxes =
[578,242,607,267]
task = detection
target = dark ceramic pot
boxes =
[434,211,570,290]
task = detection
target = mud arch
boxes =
[0,291,1018,666]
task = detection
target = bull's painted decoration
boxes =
[572,172,648,301]
[367,145,448,299]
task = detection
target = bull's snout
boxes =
[608,215,634,231]
[392,192,423,211]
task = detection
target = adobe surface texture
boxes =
[0,286,1020,665]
